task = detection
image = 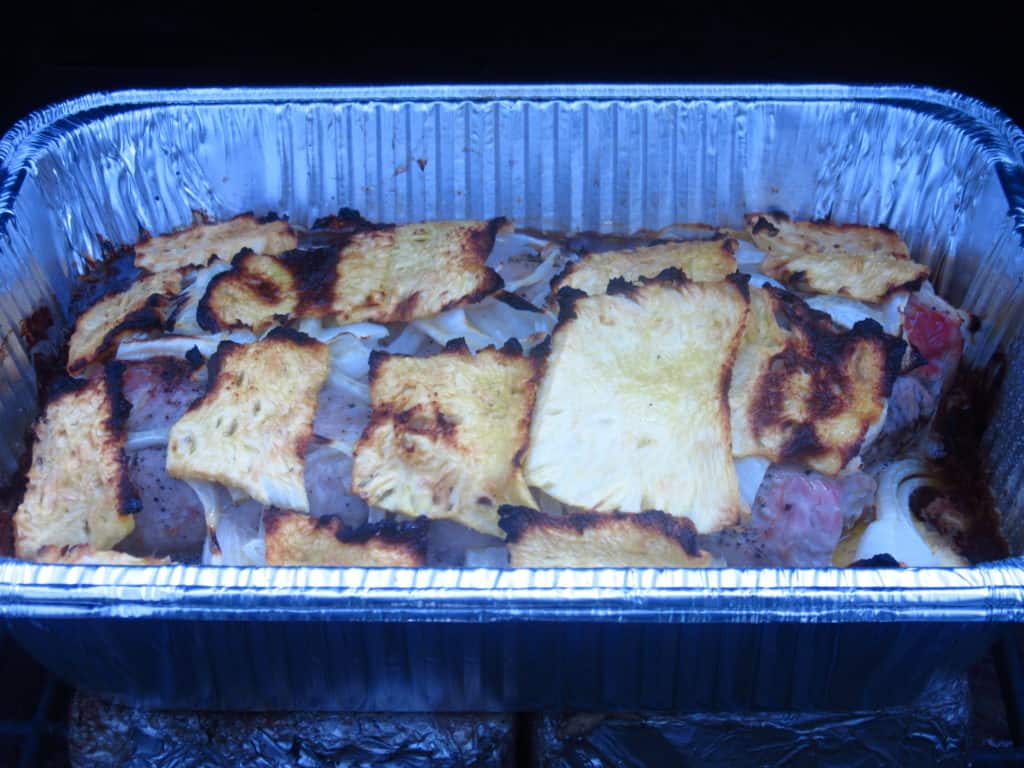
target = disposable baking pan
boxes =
[1,85,1023,711]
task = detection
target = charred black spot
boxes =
[500,337,524,356]
[333,514,430,558]
[751,216,781,237]
[606,277,640,298]
[193,340,240,410]
[785,270,808,288]
[229,247,255,268]
[477,496,494,507]
[264,326,321,348]
[499,506,704,558]
[849,553,901,568]
[185,346,205,369]
[722,237,740,255]
[780,423,825,462]
[530,335,552,361]
[640,267,689,287]
[633,510,704,557]
[495,291,543,313]
[281,247,342,315]
[367,350,390,384]
[194,271,227,333]
[46,373,91,403]
[443,337,471,354]
[256,211,286,224]
[726,271,751,300]
[555,286,587,324]
[104,361,132,435]
[497,505,539,542]
[312,207,380,232]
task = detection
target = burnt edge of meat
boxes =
[497,506,704,558]
[495,291,543,313]
[104,361,143,517]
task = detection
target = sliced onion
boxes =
[171,259,233,334]
[210,501,266,566]
[732,240,768,266]
[385,324,437,356]
[187,480,223,531]
[413,296,555,353]
[855,459,967,566]
[734,456,771,510]
[124,428,171,452]
[116,332,255,361]
[806,292,908,336]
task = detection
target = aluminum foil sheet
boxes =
[533,671,969,767]
[68,696,515,767]
[1,86,1024,710]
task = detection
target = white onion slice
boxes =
[806,292,908,336]
[855,459,967,566]
[413,296,554,353]
[735,456,771,510]
[124,428,171,452]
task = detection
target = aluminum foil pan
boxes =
[1,86,1023,710]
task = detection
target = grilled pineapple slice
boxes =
[525,270,749,534]
[352,341,539,537]
[746,212,928,302]
[68,271,182,374]
[135,212,298,273]
[729,285,905,474]
[551,238,737,299]
[14,365,137,557]
[264,510,427,566]
[500,506,712,567]
[166,329,330,511]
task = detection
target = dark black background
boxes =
[0,13,1020,136]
